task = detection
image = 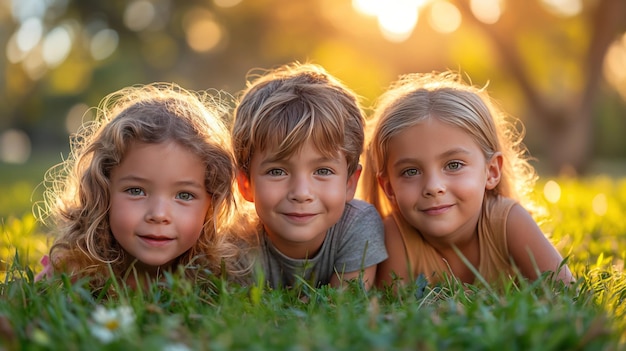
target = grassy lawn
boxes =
[1,158,625,350]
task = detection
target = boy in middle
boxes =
[232,62,388,290]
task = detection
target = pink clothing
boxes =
[34,255,53,282]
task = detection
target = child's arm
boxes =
[375,216,411,289]
[506,204,575,284]
[328,200,387,290]
[330,265,377,289]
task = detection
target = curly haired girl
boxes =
[36,83,252,291]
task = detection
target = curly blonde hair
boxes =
[361,71,539,218]
[38,83,251,290]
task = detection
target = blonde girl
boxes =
[36,83,250,290]
[361,72,574,288]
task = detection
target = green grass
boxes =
[1,176,625,350]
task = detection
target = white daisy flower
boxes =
[90,305,135,343]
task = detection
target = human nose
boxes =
[288,174,314,203]
[145,197,171,223]
[422,172,446,197]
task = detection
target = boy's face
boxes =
[238,140,360,259]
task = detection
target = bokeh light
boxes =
[0,129,31,164]
[10,0,47,22]
[470,0,502,24]
[184,11,223,53]
[15,17,43,53]
[353,0,427,42]
[592,193,608,216]
[22,45,47,80]
[65,103,92,134]
[124,0,156,32]
[540,0,582,17]
[42,24,73,68]
[429,1,461,34]
[90,29,119,61]
[214,0,243,8]
[543,180,561,203]
[604,32,626,101]
[352,0,384,16]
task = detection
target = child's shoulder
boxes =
[341,199,383,228]
[345,198,377,212]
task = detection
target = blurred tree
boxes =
[446,0,626,175]
[1,0,625,175]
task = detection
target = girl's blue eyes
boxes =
[127,188,145,196]
[268,169,286,176]
[446,161,463,170]
[125,188,195,200]
[402,169,419,177]
[176,192,195,201]
[401,162,464,176]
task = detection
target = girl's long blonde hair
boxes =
[38,83,250,289]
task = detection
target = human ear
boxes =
[486,152,503,190]
[236,169,255,202]
[377,173,396,202]
[345,164,362,202]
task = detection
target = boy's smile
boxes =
[239,140,360,259]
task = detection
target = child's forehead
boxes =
[257,139,343,162]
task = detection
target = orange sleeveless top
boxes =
[393,195,517,285]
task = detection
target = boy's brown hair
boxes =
[232,62,365,177]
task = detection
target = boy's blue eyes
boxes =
[266,168,335,176]
[315,168,333,176]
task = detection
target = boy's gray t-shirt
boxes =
[256,199,388,288]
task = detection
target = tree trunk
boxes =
[542,109,594,176]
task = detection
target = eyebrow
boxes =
[115,175,205,190]
[391,147,471,168]
[259,153,343,167]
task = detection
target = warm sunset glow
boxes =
[604,32,626,101]
[214,0,243,8]
[352,0,384,16]
[353,0,428,42]
[540,0,582,17]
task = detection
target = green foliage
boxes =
[1,176,625,350]
[0,214,50,279]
